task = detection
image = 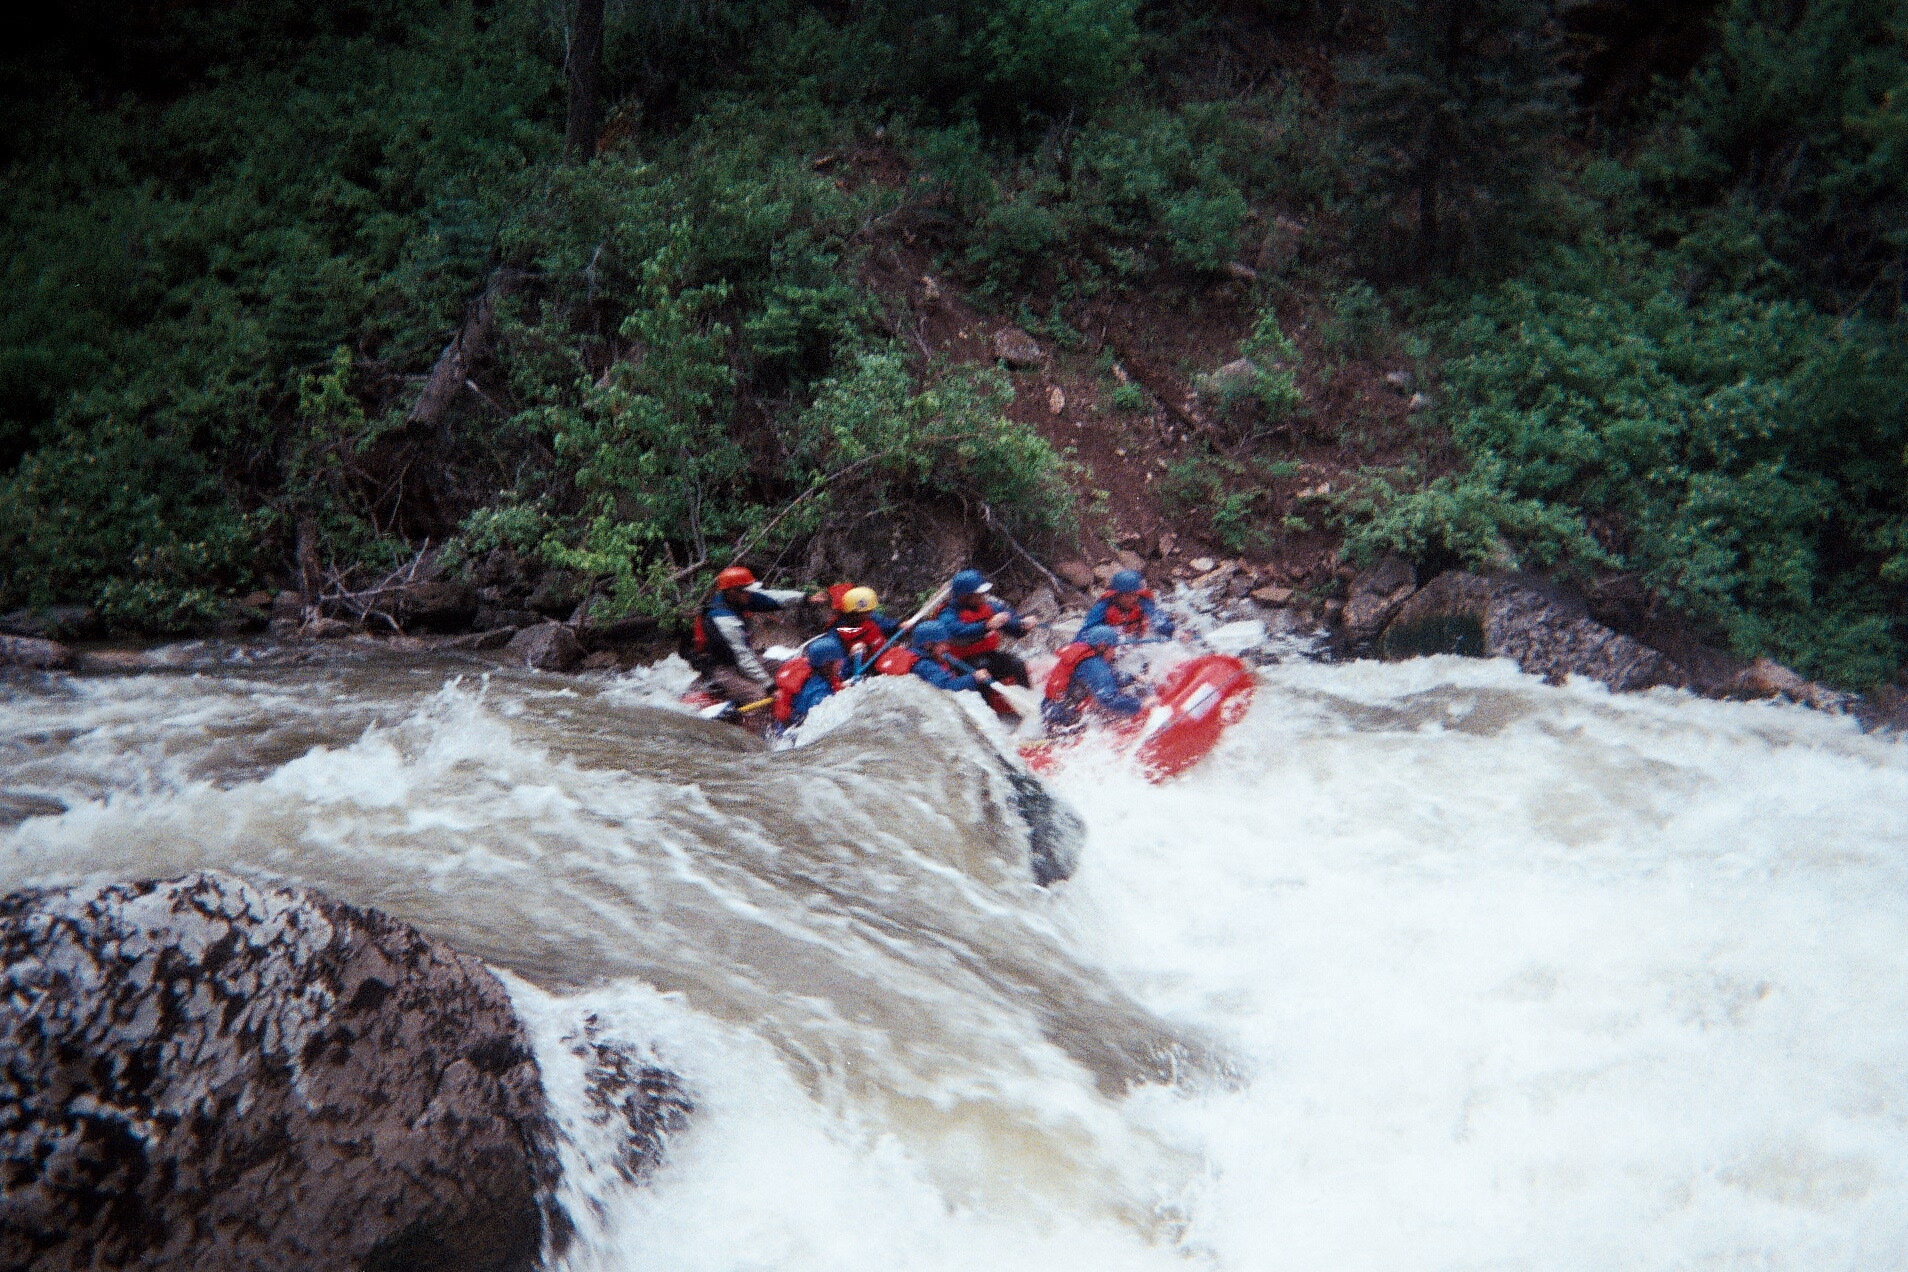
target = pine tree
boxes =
[1342,0,1576,274]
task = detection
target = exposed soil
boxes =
[841,138,1462,607]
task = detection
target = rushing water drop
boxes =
[2,649,1904,1269]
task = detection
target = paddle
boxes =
[937,651,1044,721]
[849,579,954,681]
[698,694,772,720]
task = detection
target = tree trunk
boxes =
[1416,161,1440,274]
[565,0,605,160]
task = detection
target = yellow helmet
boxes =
[841,586,879,614]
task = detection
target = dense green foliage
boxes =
[1342,237,1908,683]
[3,0,1905,685]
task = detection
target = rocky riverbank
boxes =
[5,543,1899,729]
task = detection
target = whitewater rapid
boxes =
[2,649,1905,1269]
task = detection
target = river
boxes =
[2,643,1904,1270]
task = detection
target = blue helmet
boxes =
[1110,569,1144,593]
[911,620,951,647]
[949,569,992,598]
[1079,624,1122,649]
[806,633,847,667]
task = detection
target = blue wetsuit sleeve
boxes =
[743,591,786,613]
[912,660,982,693]
[791,675,834,719]
[1076,657,1143,715]
[873,613,900,637]
[1081,598,1112,629]
[998,606,1028,637]
[1141,596,1174,636]
[937,604,991,644]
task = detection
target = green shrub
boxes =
[1240,308,1303,422]
[1319,283,1392,360]
[1340,236,1908,686]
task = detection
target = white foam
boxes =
[4,655,1906,1270]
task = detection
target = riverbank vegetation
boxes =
[3,0,1904,686]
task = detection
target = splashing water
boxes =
[2,648,1904,1270]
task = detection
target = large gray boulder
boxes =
[1381,571,1686,692]
[0,872,565,1272]
[506,621,584,672]
[1340,553,1418,643]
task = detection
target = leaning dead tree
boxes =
[406,269,523,434]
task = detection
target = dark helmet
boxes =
[1079,624,1122,649]
[806,633,847,667]
[1110,569,1144,594]
[911,620,951,647]
[949,569,992,598]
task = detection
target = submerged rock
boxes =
[0,635,73,670]
[0,872,568,1272]
[1382,571,1685,692]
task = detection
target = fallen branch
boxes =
[318,541,433,628]
[980,502,1071,596]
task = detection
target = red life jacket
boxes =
[1097,589,1156,636]
[1045,641,1099,701]
[771,657,844,723]
[771,657,813,723]
[691,612,710,655]
[947,598,1001,659]
[874,645,918,676]
[833,618,886,652]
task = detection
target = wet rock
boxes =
[73,649,154,674]
[0,635,73,670]
[992,327,1045,369]
[565,1020,693,1184]
[0,871,568,1272]
[1189,556,1217,573]
[1156,530,1177,559]
[304,615,353,640]
[394,579,479,632]
[578,613,661,650]
[440,627,521,652]
[476,604,544,632]
[1252,584,1294,606]
[0,606,98,642]
[1054,560,1097,590]
[1382,572,1685,692]
[1383,369,1414,394]
[1047,385,1067,415]
[1017,585,1061,625]
[1114,548,1147,574]
[1728,657,1847,711]
[527,571,585,619]
[1407,391,1433,412]
[1191,561,1236,591]
[507,621,584,672]
[1340,554,1418,642]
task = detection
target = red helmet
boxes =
[715,565,757,591]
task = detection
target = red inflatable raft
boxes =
[1019,652,1255,783]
